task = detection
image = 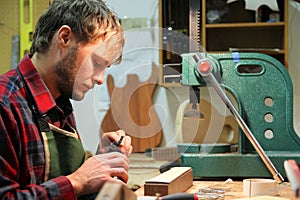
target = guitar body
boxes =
[100,65,162,152]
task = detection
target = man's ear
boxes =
[57,25,74,48]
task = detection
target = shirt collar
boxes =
[19,55,72,115]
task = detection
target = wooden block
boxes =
[96,182,137,200]
[144,167,193,196]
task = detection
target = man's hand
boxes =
[66,152,129,197]
[97,130,133,156]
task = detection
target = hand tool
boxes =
[108,135,124,153]
[137,193,199,200]
[157,193,198,200]
[107,135,126,182]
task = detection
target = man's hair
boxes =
[30,0,124,57]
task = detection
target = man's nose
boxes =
[94,73,104,85]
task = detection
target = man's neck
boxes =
[31,52,61,99]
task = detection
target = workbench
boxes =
[128,153,295,199]
[135,180,295,199]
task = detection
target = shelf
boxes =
[228,48,285,54]
[205,22,285,28]
[159,82,183,88]
[205,26,284,51]
[209,49,285,54]
[158,0,289,86]
[201,0,289,69]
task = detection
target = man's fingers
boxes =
[94,152,129,171]
[110,167,129,183]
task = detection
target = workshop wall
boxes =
[0,0,49,73]
[289,1,300,134]
[0,0,19,74]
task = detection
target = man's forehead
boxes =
[92,41,123,63]
[94,33,123,49]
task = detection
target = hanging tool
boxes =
[183,0,204,119]
[19,0,33,59]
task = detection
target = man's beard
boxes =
[55,45,79,99]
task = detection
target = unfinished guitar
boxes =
[100,65,162,152]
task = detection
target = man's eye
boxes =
[94,60,101,67]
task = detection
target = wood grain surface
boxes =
[136,180,295,199]
[101,65,162,152]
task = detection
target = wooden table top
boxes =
[135,180,296,199]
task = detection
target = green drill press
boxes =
[179,52,300,182]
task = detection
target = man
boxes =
[0,0,132,199]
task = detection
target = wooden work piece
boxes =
[144,167,193,196]
[100,65,162,152]
[96,182,137,200]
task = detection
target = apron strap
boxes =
[48,123,78,139]
[16,67,50,132]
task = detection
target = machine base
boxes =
[180,152,300,179]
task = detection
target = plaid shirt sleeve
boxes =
[0,97,77,199]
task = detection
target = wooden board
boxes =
[101,65,162,152]
[96,182,137,200]
[144,167,193,196]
